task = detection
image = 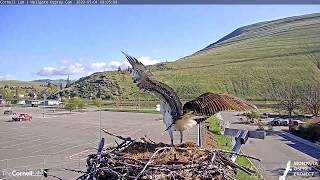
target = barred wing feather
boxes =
[183,92,257,117]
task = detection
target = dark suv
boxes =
[4,110,16,115]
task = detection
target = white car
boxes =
[271,118,289,126]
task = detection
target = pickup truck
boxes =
[12,114,32,121]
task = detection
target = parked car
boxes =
[260,112,268,118]
[292,120,305,126]
[279,119,289,126]
[271,119,280,126]
[12,114,32,121]
[4,110,16,115]
[271,118,289,126]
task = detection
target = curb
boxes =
[281,131,320,151]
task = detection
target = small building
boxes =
[44,100,60,106]
[0,99,5,105]
[17,100,26,105]
[25,100,41,107]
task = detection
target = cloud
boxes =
[37,56,161,77]
[0,74,15,80]
[137,57,160,65]
[87,62,108,72]
[37,62,85,76]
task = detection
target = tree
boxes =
[47,86,59,96]
[64,99,77,112]
[73,97,85,109]
[93,98,103,140]
[271,81,301,125]
[302,42,320,70]
[3,88,13,104]
[300,83,320,117]
[64,97,85,112]
[93,98,103,109]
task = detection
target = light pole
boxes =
[197,122,202,147]
[43,94,46,118]
[99,104,102,140]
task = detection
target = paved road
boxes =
[221,112,320,180]
[0,107,197,179]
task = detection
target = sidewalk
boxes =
[280,131,320,152]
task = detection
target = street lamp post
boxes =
[99,105,102,140]
[43,94,46,118]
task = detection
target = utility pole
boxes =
[99,85,102,140]
[138,92,140,110]
[43,94,46,118]
[99,104,102,140]
[197,122,202,147]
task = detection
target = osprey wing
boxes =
[122,52,183,120]
[183,92,257,117]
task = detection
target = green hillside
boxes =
[58,13,320,100]
[0,80,41,87]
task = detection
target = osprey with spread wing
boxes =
[123,52,257,145]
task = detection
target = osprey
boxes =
[123,52,257,145]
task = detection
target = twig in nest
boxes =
[218,149,261,162]
[102,129,132,141]
[144,135,156,144]
[134,147,171,180]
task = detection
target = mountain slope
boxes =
[32,79,73,87]
[0,80,41,87]
[59,13,320,100]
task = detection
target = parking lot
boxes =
[0,107,197,179]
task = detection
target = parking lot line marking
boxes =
[0,127,31,135]
[16,137,72,151]
[0,136,61,149]
[0,134,51,146]
[68,149,90,159]
[30,138,97,155]
[0,130,42,140]
[0,154,46,161]
[52,142,97,155]
[31,141,77,154]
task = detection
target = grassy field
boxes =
[151,13,320,100]
[0,80,41,87]
[58,13,320,102]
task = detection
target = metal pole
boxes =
[197,122,202,147]
[138,92,140,109]
[99,106,102,140]
[43,155,46,169]
[43,94,46,118]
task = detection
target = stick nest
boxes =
[78,130,257,180]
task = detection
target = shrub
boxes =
[293,119,320,143]
[64,97,85,112]
[243,111,260,123]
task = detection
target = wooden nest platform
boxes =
[77,130,257,180]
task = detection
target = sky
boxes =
[0,5,319,81]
